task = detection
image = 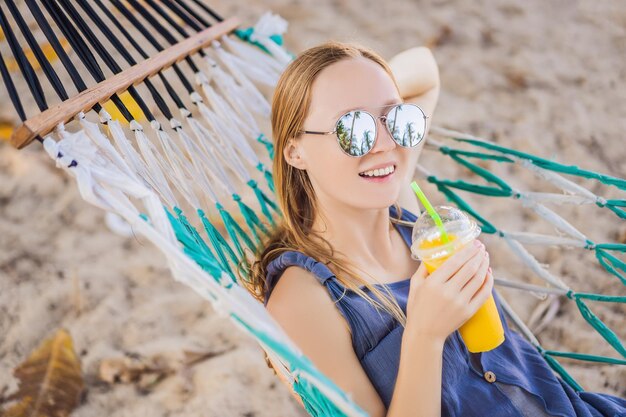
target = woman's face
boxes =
[286,56,423,211]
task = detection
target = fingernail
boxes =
[474,240,481,247]
[488,267,492,273]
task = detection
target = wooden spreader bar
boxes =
[11,17,240,149]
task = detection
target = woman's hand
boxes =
[404,239,494,344]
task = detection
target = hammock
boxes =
[0,2,624,416]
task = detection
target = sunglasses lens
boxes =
[385,104,426,147]
[336,111,376,156]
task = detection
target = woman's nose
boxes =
[370,116,396,153]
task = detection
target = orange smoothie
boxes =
[416,233,505,353]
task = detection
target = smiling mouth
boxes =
[358,164,396,178]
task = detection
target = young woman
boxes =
[245,41,626,417]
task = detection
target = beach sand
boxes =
[1,1,625,416]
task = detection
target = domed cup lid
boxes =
[410,205,481,261]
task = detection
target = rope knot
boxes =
[98,109,112,124]
[195,71,209,85]
[232,194,242,202]
[129,120,143,132]
[179,107,192,118]
[566,290,575,300]
[595,197,607,207]
[190,92,203,104]
[584,240,596,250]
[440,146,451,155]
[247,179,258,188]
[169,118,182,130]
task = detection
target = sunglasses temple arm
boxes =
[301,130,336,135]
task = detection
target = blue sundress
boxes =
[264,205,626,416]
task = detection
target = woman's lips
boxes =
[358,168,396,183]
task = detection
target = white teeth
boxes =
[359,165,395,177]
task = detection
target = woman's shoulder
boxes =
[264,250,336,307]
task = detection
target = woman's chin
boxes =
[355,190,401,210]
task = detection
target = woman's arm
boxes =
[266,266,388,416]
[389,46,441,215]
[388,46,441,121]
[266,266,446,417]
[386,327,445,417]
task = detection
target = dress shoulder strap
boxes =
[390,203,419,223]
[264,250,336,306]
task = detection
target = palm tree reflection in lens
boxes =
[335,104,426,157]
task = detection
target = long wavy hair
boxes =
[240,40,412,342]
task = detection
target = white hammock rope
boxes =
[494,277,569,297]
[99,110,151,187]
[156,121,205,208]
[130,120,179,208]
[185,101,252,185]
[209,41,272,115]
[214,41,281,86]
[243,12,293,66]
[222,30,285,75]
[193,81,265,169]
[206,63,263,134]
[173,114,233,206]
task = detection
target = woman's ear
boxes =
[284,138,307,170]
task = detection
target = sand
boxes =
[0,0,625,416]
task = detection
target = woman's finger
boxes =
[460,255,489,298]
[429,240,483,284]
[469,269,494,308]
[445,246,485,288]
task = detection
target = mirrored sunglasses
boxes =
[298,103,428,157]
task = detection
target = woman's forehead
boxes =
[308,57,400,120]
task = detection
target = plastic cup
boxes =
[410,205,505,353]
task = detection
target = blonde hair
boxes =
[240,40,411,356]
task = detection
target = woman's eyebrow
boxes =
[332,98,402,118]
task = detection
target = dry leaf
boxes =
[1,328,84,417]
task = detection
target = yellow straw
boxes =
[410,181,450,243]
